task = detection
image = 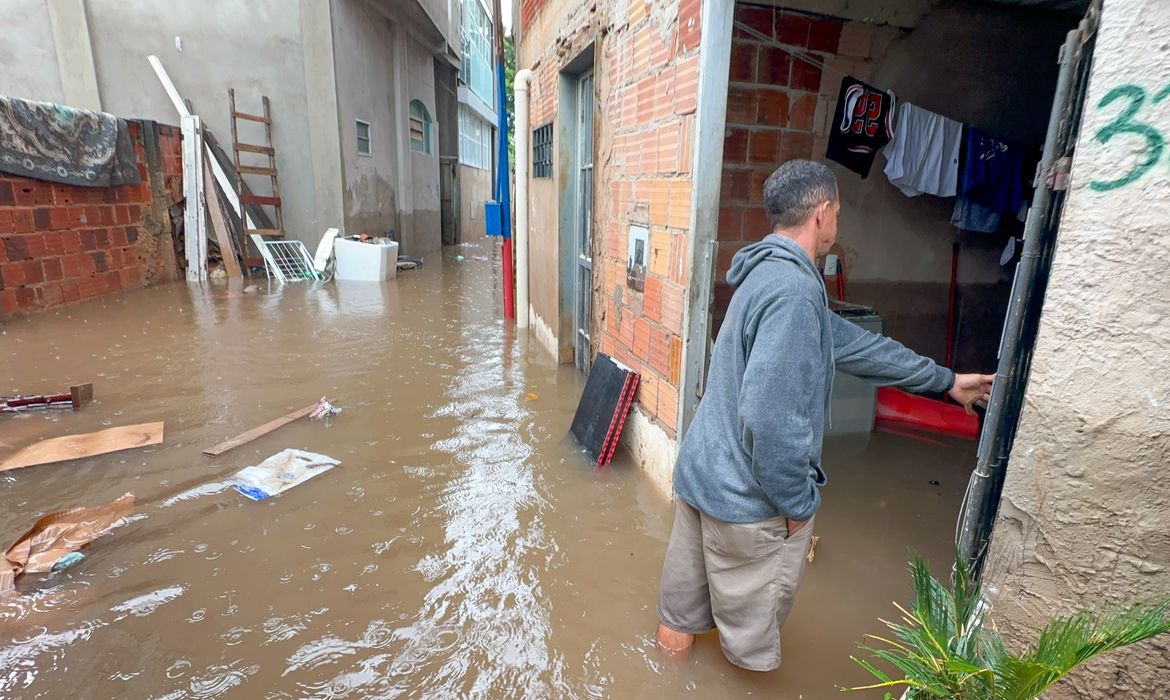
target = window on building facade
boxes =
[460,0,494,107]
[459,105,492,170]
[533,123,553,178]
[356,119,372,155]
[409,100,432,155]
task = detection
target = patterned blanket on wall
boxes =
[0,95,141,187]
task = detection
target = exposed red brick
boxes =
[780,131,815,163]
[743,207,772,240]
[790,58,823,92]
[756,90,790,127]
[677,0,701,53]
[776,11,811,47]
[729,41,757,83]
[733,5,774,39]
[718,206,743,242]
[724,127,749,163]
[720,169,753,204]
[13,181,53,206]
[789,92,819,131]
[748,130,781,164]
[42,257,63,282]
[757,46,791,86]
[0,182,14,206]
[808,18,844,53]
[644,275,663,322]
[726,86,758,125]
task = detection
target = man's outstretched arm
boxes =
[829,313,992,412]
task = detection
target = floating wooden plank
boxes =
[234,143,275,155]
[0,423,165,473]
[202,154,244,281]
[201,403,317,457]
[232,110,271,124]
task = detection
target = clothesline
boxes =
[731,21,851,80]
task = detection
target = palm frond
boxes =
[849,551,1170,700]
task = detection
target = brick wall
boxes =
[0,121,182,319]
[593,0,700,436]
[521,0,700,436]
[713,3,890,335]
[519,0,553,33]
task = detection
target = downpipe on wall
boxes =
[514,69,534,328]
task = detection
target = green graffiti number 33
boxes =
[1090,84,1169,192]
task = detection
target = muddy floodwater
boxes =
[1,245,970,699]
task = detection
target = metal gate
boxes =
[574,72,595,373]
[957,2,1101,578]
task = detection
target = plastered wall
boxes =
[983,0,1170,695]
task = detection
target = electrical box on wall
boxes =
[485,200,503,237]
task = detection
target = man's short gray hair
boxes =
[762,160,839,229]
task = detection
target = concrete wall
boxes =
[82,0,322,246]
[0,0,65,104]
[408,35,442,253]
[333,0,402,240]
[715,1,1074,371]
[983,0,1170,695]
[459,164,493,239]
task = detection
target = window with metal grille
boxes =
[533,123,552,178]
[356,119,372,156]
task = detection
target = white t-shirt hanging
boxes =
[882,102,963,197]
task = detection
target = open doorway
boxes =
[702,0,1096,684]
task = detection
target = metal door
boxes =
[574,72,595,373]
[957,2,1100,578]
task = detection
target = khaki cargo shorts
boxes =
[657,498,814,671]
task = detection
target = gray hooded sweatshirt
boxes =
[673,235,955,523]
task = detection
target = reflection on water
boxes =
[0,246,967,698]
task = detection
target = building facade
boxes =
[518,0,1170,692]
[455,0,500,243]
[0,0,460,255]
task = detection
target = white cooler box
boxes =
[334,237,399,281]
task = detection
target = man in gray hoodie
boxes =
[655,160,993,671]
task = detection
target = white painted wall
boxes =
[983,0,1170,695]
[84,0,320,245]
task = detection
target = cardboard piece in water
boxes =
[569,354,640,467]
[232,449,340,501]
[0,422,164,472]
[3,492,135,593]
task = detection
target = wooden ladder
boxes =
[228,89,283,237]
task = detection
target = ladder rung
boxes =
[234,143,275,155]
[233,110,271,124]
[237,165,278,176]
[240,194,282,207]
[246,228,284,237]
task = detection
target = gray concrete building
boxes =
[0,0,461,254]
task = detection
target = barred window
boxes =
[533,123,553,178]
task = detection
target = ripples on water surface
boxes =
[0,249,962,698]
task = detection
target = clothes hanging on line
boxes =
[825,76,896,178]
[950,127,1028,233]
[882,102,963,197]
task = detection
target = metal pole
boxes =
[492,0,514,321]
